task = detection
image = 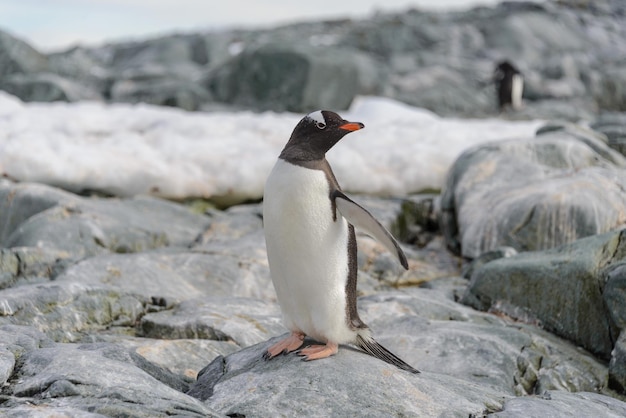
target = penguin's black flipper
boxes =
[332,190,408,270]
[356,334,419,374]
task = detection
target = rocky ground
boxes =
[1,113,626,416]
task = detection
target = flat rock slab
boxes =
[139,296,284,348]
[191,337,509,417]
[0,282,147,342]
[185,289,608,416]
[0,180,211,260]
[0,340,222,417]
[55,249,274,303]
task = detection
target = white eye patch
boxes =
[306,110,326,128]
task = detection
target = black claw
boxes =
[262,351,272,361]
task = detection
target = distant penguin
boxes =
[494,60,524,111]
[262,110,419,374]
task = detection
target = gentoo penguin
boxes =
[262,110,419,374]
[494,60,524,111]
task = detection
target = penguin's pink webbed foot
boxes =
[297,342,338,361]
[264,331,305,360]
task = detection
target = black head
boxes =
[494,60,520,80]
[279,110,364,162]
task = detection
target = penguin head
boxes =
[494,60,520,82]
[279,110,364,162]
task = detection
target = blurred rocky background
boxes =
[0,0,625,120]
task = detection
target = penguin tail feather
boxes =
[355,334,419,374]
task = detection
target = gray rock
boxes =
[0,180,80,244]
[204,43,366,112]
[593,65,626,112]
[109,35,209,71]
[480,5,588,66]
[492,391,626,418]
[605,262,626,330]
[109,76,210,110]
[0,345,14,386]
[1,405,108,418]
[606,263,626,392]
[0,325,54,387]
[387,194,439,247]
[0,179,623,414]
[0,73,102,102]
[440,125,626,258]
[0,324,54,351]
[462,229,626,359]
[85,335,240,380]
[0,282,147,342]
[0,30,47,76]
[1,181,210,259]
[139,297,284,347]
[461,246,518,280]
[54,246,273,304]
[0,246,71,290]
[192,340,507,416]
[510,97,598,122]
[187,289,609,415]
[357,289,606,395]
[592,112,626,156]
[610,331,626,393]
[0,341,221,417]
[46,46,110,87]
[392,64,493,117]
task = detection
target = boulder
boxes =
[391,65,493,117]
[191,340,508,416]
[479,3,588,65]
[440,124,626,258]
[109,35,209,70]
[0,30,47,76]
[462,229,626,360]
[606,262,626,392]
[138,297,284,347]
[204,43,368,112]
[109,76,210,111]
[593,65,626,112]
[0,72,103,102]
[0,339,222,417]
[54,249,273,304]
[0,180,210,259]
[187,289,608,415]
[592,112,626,157]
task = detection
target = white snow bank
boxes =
[0,92,544,201]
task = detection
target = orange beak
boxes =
[339,122,364,132]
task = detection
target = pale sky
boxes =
[0,0,508,52]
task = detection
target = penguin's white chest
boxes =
[263,159,354,344]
